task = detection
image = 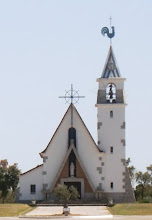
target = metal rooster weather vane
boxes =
[101,16,115,45]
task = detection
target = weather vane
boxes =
[101,16,115,45]
[59,84,85,127]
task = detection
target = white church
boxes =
[18,45,135,203]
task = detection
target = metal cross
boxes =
[109,16,112,46]
[109,16,112,28]
[59,84,85,104]
[59,84,85,127]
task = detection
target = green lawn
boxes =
[0,204,34,217]
[108,203,152,215]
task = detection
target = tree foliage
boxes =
[126,158,152,202]
[126,158,136,186]
[0,159,20,202]
[135,171,151,200]
[53,184,79,202]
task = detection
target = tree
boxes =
[147,164,152,184]
[126,158,136,187]
[135,171,151,200]
[53,184,79,204]
[147,164,152,174]
[0,159,20,202]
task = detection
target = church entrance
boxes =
[64,182,81,199]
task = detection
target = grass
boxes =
[108,203,152,215]
[1,203,152,216]
[0,204,34,217]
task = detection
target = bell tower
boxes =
[96,46,135,202]
[96,46,126,152]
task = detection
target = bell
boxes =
[109,90,113,99]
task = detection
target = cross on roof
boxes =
[59,84,85,104]
[109,16,112,28]
[59,84,85,127]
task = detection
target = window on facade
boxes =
[110,146,113,153]
[111,182,114,189]
[110,111,113,118]
[31,184,36,194]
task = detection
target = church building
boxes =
[19,45,135,203]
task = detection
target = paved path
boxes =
[25,206,112,217]
[1,216,152,220]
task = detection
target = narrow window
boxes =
[31,185,36,194]
[110,111,113,118]
[110,146,113,153]
[111,182,113,189]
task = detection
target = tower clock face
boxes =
[108,62,115,70]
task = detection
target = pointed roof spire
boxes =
[101,46,121,78]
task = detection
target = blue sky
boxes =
[0,0,152,173]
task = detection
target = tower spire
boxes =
[101,46,121,78]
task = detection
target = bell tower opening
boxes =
[106,83,116,103]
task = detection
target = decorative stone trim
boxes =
[43,171,47,175]
[121,159,126,166]
[122,178,125,182]
[101,162,104,166]
[97,122,102,129]
[120,157,136,202]
[43,156,48,163]
[43,184,48,190]
[121,167,136,202]
[121,122,126,129]
[99,157,102,161]
[97,167,102,174]
[97,183,102,190]
[121,139,126,146]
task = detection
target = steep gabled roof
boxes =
[40,104,101,156]
[49,142,95,193]
[40,105,71,156]
[101,46,121,78]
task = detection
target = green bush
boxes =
[53,184,79,202]
[142,196,152,203]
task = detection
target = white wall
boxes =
[19,98,126,198]
[96,78,126,193]
[41,108,72,191]
[72,109,102,190]
[19,165,43,201]
[41,106,103,192]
